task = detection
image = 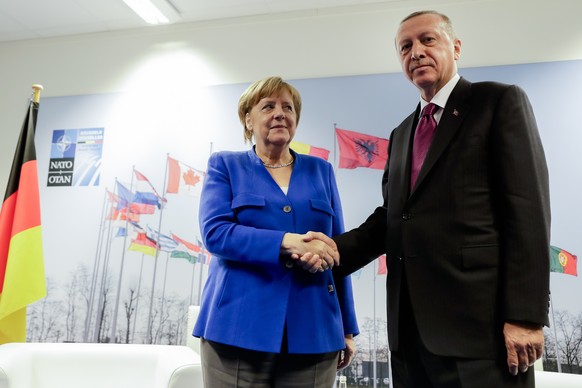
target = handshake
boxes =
[281,232,339,273]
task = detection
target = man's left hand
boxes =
[337,335,356,371]
[503,321,544,376]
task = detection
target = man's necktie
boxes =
[410,103,439,190]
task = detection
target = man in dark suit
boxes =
[302,9,551,388]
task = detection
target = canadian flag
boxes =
[166,157,205,194]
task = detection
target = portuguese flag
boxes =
[550,245,578,276]
[0,92,46,343]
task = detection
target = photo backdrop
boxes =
[29,60,581,370]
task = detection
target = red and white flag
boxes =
[166,157,205,195]
[336,128,389,170]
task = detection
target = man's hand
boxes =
[281,233,339,273]
[337,335,356,371]
[503,321,544,376]
[303,231,338,252]
[291,231,339,268]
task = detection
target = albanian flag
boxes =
[0,92,47,343]
[336,128,389,170]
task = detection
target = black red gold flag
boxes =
[0,87,47,343]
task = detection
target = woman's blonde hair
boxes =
[238,76,302,144]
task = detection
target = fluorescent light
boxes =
[123,0,170,25]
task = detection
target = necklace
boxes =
[262,158,295,169]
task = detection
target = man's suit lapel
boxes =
[390,112,416,207]
[409,78,472,197]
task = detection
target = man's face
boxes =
[395,13,461,100]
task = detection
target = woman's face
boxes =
[245,90,296,150]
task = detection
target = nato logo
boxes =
[48,128,104,187]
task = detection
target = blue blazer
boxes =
[193,148,359,354]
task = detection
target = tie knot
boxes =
[422,103,438,117]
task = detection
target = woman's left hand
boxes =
[337,335,356,370]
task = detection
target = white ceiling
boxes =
[0,0,409,43]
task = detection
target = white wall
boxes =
[1,0,582,189]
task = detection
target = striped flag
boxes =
[134,169,162,199]
[170,250,197,264]
[0,91,47,343]
[171,233,201,253]
[170,233,202,264]
[377,255,387,275]
[290,141,330,161]
[146,225,178,252]
[128,232,158,256]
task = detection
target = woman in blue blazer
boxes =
[193,76,359,387]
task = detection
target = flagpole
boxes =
[31,84,43,103]
[333,123,338,171]
[131,253,145,343]
[93,197,117,342]
[110,173,135,342]
[373,259,378,388]
[195,143,213,305]
[549,291,562,373]
[189,240,196,305]
[196,245,204,305]
[146,155,170,344]
[83,188,109,342]
[158,252,170,338]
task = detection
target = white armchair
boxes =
[535,370,582,387]
[0,342,203,388]
[186,305,201,354]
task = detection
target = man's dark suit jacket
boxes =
[334,77,551,359]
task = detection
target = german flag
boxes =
[0,86,46,343]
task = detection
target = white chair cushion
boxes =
[535,370,582,388]
[0,342,202,388]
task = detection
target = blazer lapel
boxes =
[391,111,417,205]
[410,78,472,196]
